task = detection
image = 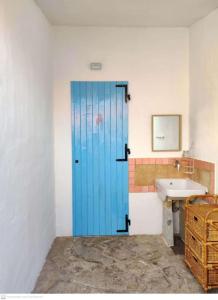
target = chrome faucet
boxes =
[174,160,181,172]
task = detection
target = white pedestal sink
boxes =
[156,178,208,247]
[156,178,208,201]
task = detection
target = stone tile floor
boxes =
[33,235,216,293]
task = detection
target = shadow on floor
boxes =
[171,235,185,256]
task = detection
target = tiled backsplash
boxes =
[192,159,215,194]
[129,157,215,193]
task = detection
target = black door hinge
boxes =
[117,214,131,233]
[116,144,131,162]
[116,84,131,103]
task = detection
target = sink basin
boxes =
[156,178,208,201]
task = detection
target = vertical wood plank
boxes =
[105,82,112,235]
[80,82,88,235]
[92,82,100,235]
[86,82,93,235]
[98,82,106,235]
[116,82,123,232]
[72,82,82,236]
[110,82,118,234]
[122,82,129,222]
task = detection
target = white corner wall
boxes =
[53,26,189,236]
[0,0,54,293]
[189,9,218,192]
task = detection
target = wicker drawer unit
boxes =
[185,195,218,292]
[185,227,218,265]
[185,247,218,291]
[186,204,218,242]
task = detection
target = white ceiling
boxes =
[35,0,218,27]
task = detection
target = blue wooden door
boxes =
[71,81,129,236]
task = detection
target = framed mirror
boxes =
[152,115,182,152]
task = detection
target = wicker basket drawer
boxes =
[186,206,218,242]
[208,268,218,286]
[185,247,218,290]
[185,228,218,264]
[185,228,203,262]
[208,229,218,242]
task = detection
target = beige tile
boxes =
[135,164,155,186]
[155,164,168,179]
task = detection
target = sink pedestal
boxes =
[162,198,174,247]
[162,197,185,247]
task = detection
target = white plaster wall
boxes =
[189,9,218,192]
[0,0,54,293]
[53,27,189,236]
[129,193,162,235]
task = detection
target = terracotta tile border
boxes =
[194,159,214,171]
[129,164,135,172]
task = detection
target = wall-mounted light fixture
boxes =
[90,62,102,71]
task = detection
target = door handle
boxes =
[116,144,130,162]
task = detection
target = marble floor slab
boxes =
[33,235,213,293]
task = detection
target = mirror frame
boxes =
[152,114,182,152]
